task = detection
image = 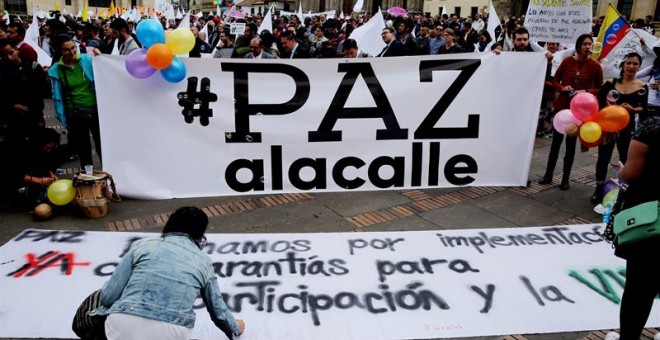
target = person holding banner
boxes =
[539,34,603,190]
[592,52,648,204]
[90,206,246,340]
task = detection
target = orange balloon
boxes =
[146,43,174,70]
[595,105,630,132]
[565,123,579,137]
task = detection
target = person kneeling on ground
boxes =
[90,206,246,339]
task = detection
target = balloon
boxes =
[125,49,157,79]
[166,28,195,55]
[603,179,620,196]
[602,189,619,207]
[570,92,599,122]
[579,121,602,143]
[47,179,76,206]
[579,133,604,148]
[146,43,174,70]
[161,56,186,83]
[565,123,579,137]
[595,105,630,132]
[553,109,582,134]
[136,19,166,48]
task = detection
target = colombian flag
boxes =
[593,5,630,61]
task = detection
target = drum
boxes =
[73,171,120,218]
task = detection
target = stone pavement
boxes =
[0,103,658,340]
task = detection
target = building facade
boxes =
[2,0,658,20]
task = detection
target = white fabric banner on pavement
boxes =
[523,0,592,44]
[1,225,658,339]
[93,54,545,199]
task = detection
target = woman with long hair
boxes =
[539,34,603,190]
[591,53,648,204]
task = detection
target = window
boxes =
[5,0,27,14]
[471,6,478,18]
[454,6,461,17]
[438,7,443,15]
[592,0,598,16]
[88,0,111,7]
[65,0,71,5]
[616,0,633,20]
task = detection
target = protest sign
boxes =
[524,0,592,43]
[93,54,546,199]
[1,225,658,339]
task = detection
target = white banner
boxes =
[1,225,658,339]
[94,54,545,199]
[524,0,592,44]
[600,28,658,80]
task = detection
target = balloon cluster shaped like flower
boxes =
[553,92,630,147]
[125,20,195,83]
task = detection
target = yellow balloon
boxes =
[166,28,195,55]
[579,121,603,143]
[47,179,76,206]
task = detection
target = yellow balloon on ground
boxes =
[47,179,76,206]
[579,121,602,143]
[166,28,195,55]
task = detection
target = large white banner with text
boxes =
[94,54,545,199]
[1,226,658,339]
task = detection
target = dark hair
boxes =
[513,27,529,37]
[56,33,74,50]
[109,18,129,32]
[478,30,492,43]
[617,52,643,82]
[575,33,592,48]
[343,38,358,50]
[382,27,394,34]
[246,22,258,35]
[280,31,296,41]
[0,21,7,32]
[260,30,275,48]
[8,22,26,37]
[0,38,12,51]
[35,128,61,147]
[45,18,67,35]
[491,42,502,51]
[162,206,208,241]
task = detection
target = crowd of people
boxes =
[0,9,659,338]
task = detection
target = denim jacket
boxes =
[91,233,241,338]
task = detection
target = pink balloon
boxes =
[570,92,599,122]
[553,109,582,134]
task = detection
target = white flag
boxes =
[217,5,221,17]
[179,12,191,29]
[258,5,273,34]
[488,0,499,41]
[176,8,183,19]
[111,37,119,55]
[24,12,52,66]
[441,6,447,16]
[349,7,385,57]
[200,21,209,42]
[297,3,304,26]
[353,0,364,13]
[340,10,345,18]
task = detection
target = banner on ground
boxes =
[94,54,545,199]
[524,0,592,44]
[1,225,658,339]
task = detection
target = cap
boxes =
[213,16,221,24]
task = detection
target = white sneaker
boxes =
[604,332,620,340]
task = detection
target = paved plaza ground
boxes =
[0,102,658,340]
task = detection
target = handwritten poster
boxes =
[524,0,593,43]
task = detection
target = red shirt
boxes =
[552,57,603,110]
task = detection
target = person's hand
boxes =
[621,102,634,112]
[13,104,29,111]
[34,177,55,186]
[237,319,245,334]
[562,85,573,92]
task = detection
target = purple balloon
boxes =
[125,49,157,79]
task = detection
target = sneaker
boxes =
[654,332,660,340]
[604,332,620,340]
